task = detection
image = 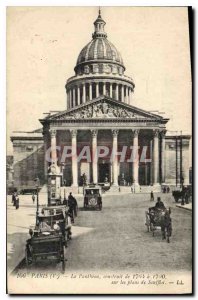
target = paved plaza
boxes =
[7,192,192,274]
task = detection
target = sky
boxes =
[7,6,192,154]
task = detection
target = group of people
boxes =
[162,186,170,193]
[12,191,19,209]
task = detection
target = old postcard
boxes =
[7,6,192,294]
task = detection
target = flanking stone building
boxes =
[10,10,191,193]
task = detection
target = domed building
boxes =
[11,9,191,194]
[66,10,134,109]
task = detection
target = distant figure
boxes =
[82,173,87,186]
[167,186,170,193]
[15,196,19,209]
[68,192,77,222]
[104,176,108,183]
[63,180,66,187]
[131,186,134,193]
[32,193,35,204]
[12,192,17,206]
[150,191,154,201]
[71,194,78,217]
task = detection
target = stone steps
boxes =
[51,185,163,195]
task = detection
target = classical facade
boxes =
[10,10,191,192]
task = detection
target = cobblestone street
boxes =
[7,192,192,273]
[66,193,192,272]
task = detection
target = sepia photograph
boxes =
[6,6,192,294]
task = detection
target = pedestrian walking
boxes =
[68,192,78,222]
[150,191,154,201]
[12,191,17,206]
[32,193,35,204]
[15,196,19,209]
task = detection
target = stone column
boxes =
[96,82,99,98]
[72,88,75,107]
[153,129,160,185]
[82,83,86,103]
[160,130,166,183]
[112,129,119,186]
[91,130,98,184]
[129,88,132,105]
[66,91,69,110]
[150,140,153,185]
[89,82,92,100]
[181,137,190,186]
[110,82,113,98]
[132,129,140,190]
[50,129,57,164]
[115,84,119,100]
[127,87,130,104]
[69,89,72,108]
[70,130,78,186]
[43,129,49,180]
[121,85,124,102]
[77,85,80,106]
[102,82,106,96]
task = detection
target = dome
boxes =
[76,38,124,66]
[74,9,125,74]
[66,9,135,110]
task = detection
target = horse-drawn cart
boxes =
[145,207,172,243]
[172,186,192,203]
[25,207,69,272]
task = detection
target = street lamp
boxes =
[34,177,40,224]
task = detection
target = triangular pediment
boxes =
[44,96,166,122]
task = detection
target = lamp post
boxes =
[34,177,40,224]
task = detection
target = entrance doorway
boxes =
[98,163,110,183]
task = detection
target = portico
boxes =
[41,97,168,192]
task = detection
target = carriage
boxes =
[145,207,172,243]
[172,186,192,203]
[25,206,70,272]
[83,185,102,210]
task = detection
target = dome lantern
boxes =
[92,8,107,39]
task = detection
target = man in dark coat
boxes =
[15,196,19,209]
[68,192,78,217]
[155,197,165,209]
[12,191,17,206]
